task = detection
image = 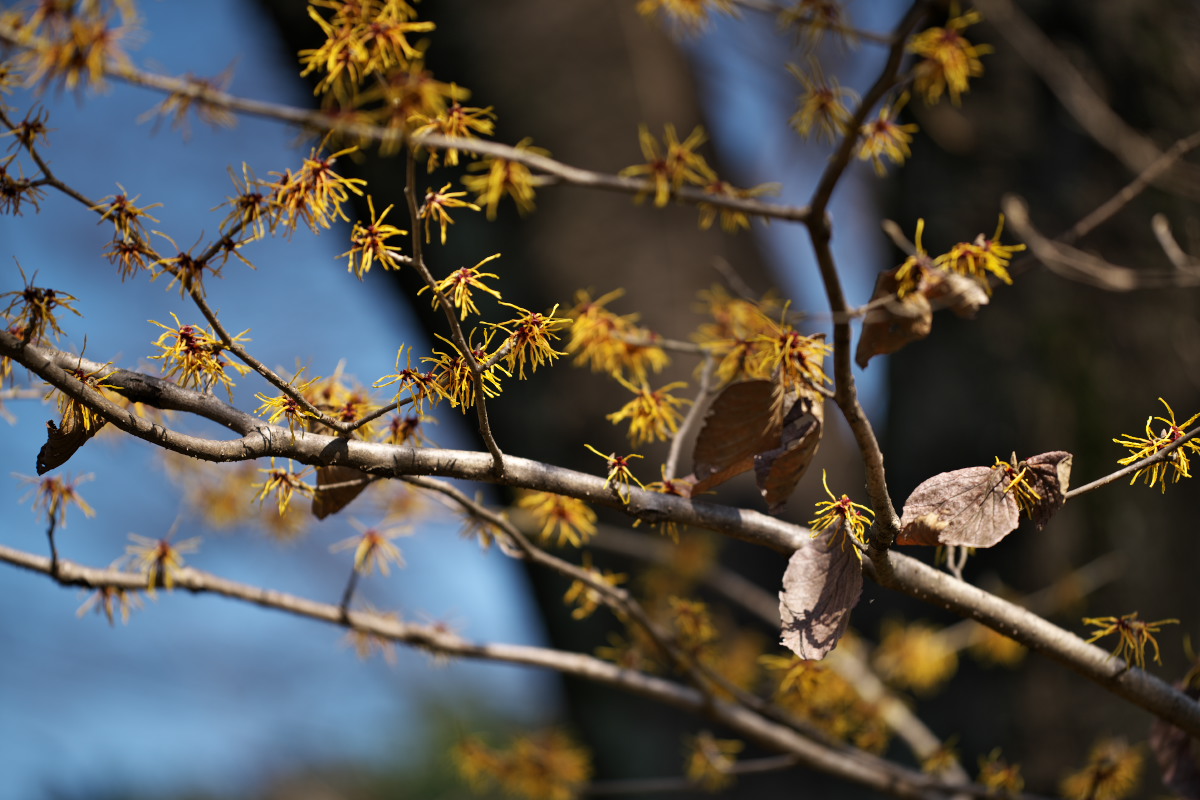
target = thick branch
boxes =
[868,548,1200,738]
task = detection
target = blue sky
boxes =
[1,2,900,797]
[0,3,553,797]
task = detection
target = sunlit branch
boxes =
[867,549,1200,737]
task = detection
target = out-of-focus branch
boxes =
[593,526,971,782]
[1005,195,1200,291]
[0,542,1045,800]
[976,0,1200,200]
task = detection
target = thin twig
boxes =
[1066,425,1200,499]
[402,149,506,475]
[804,3,931,541]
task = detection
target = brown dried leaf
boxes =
[37,404,104,474]
[925,270,990,318]
[1022,451,1072,531]
[1150,672,1200,800]
[898,465,1019,548]
[312,465,371,519]
[691,380,780,494]
[856,267,933,368]
[779,530,862,660]
[754,390,823,514]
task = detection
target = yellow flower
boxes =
[620,124,714,207]
[330,520,410,576]
[684,731,743,791]
[517,491,597,548]
[908,8,992,106]
[567,289,670,382]
[341,195,407,278]
[808,470,874,560]
[1,270,81,344]
[788,58,858,143]
[268,143,367,236]
[419,253,503,320]
[374,345,440,411]
[585,443,645,503]
[935,214,1025,292]
[252,458,315,515]
[873,619,958,694]
[411,101,496,169]
[454,730,591,800]
[18,472,95,528]
[606,375,691,447]
[422,331,508,410]
[1083,612,1178,670]
[697,179,780,233]
[750,310,831,390]
[977,749,1023,795]
[254,372,322,435]
[1113,398,1200,492]
[858,96,919,176]
[636,0,737,33]
[20,11,132,93]
[419,182,480,244]
[1060,739,1143,800]
[124,533,201,595]
[77,586,143,626]
[150,314,251,399]
[486,301,569,379]
[563,554,627,620]
[93,185,162,243]
[462,137,547,219]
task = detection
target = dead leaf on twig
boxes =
[37,403,104,474]
[898,465,1019,548]
[779,529,862,660]
[690,379,823,513]
[897,451,1074,547]
[856,267,932,368]
[312,465,372,519]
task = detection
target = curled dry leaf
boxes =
[312,465,371,519]
[924,270,989,318]
[690,379,822,513]
[1150,671,1200,800]
[37,403,105,474]
[856,267,933,369]
[897,465,1019,548]
[691,380,779,492]
[855,267,989,369]
[1022,451,1072,531]
[779,529,863,660]
[897,451,1074,547]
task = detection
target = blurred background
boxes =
[2,0,1199,797]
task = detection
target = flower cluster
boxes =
[150,314,251,399]
[1113,398,1200,492]
[567,289,669,382]
[808,470,874,560]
